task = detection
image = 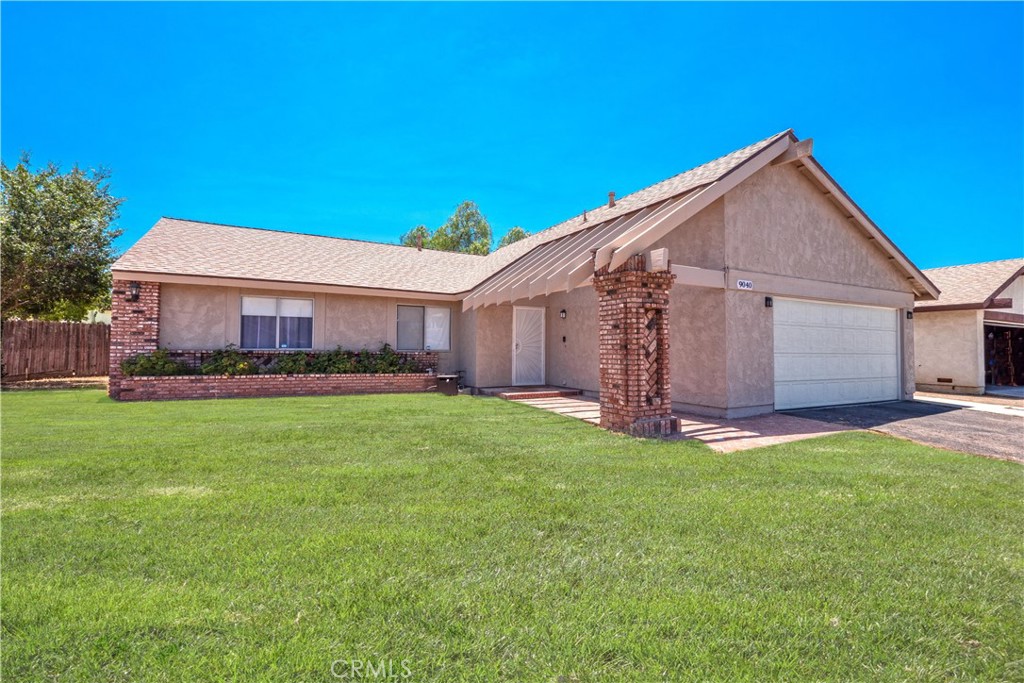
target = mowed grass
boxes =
[2,390,1021,682]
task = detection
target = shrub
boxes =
[120,345,425,378]
[200,346,258,376]
[375,343,416,373]
[309,347,355,374]
[272,352,311,375]
[120,349,191,377]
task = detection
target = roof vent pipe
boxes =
[608,191,615,208]
[582,210,588,223]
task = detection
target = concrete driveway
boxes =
[788,401,1024,463]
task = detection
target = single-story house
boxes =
[110,130,940,433]
[914,258,1024,394]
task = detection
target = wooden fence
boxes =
[1,320,110,381]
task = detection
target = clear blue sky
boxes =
[2,2,1021,268]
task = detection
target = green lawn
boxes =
[2,390,1021,682]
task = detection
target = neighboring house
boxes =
[110,130,939,432]
[914,258,1024,394]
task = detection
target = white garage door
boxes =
[774,299,900,410]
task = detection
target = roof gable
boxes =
[916,258,1024,310]
[114,130,939,303]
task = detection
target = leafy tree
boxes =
[497,226,530,249]
[1,153,123,319]
[400,201,493,255]
[400,224,431,249]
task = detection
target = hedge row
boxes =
[120,344,425,377]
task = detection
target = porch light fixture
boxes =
[126,282,141,302]
[906,311,913,320]
[559,309,567,319]
[764,296,773,308]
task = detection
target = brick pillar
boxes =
[593,255,676,436]
[109,280,160,399]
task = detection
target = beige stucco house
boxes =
[914,259,1024,394]
[111,130,940,422]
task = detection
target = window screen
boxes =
[241,297,278,349]
[241,297,313,349]
[396,305,424,351]
[278,299,313,349]
[424,307,451,351]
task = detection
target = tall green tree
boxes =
[400,201,493,255]
[1,154,123,319]
[497,226,530,249]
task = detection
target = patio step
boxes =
[495,388,582,401]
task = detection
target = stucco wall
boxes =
[459,289,600,391]
[725,164,909,292]
[468,304,514,387]
[649,199,726,270]
[901,314,915,399]
[724,290,775,413]
[914,309,984,393]
[545,287,599,392]
[668,287,728,413]
[159,283,461,373]
[160,284,234,349]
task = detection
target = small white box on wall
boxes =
[647,248,669,272]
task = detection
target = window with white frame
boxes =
[241,297,313,349]
[396,305,450,351]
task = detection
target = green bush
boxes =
[272,352,311,375]
[308,347,355,374]
[120,349,192,377]
[120,345,423,377]
[200,346,258,376]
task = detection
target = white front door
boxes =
[513,306,545,385]
[773,298,900,410]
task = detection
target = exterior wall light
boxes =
[764,296,773,308]
[559,309,567,319]
[906,311,913,320]
[126,282,142,302]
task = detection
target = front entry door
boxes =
[513,307,545,385]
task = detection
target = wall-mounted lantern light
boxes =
[764,296,773,308]
[126,282,142,302]
[559,309,567,319]
[906,311,913,320]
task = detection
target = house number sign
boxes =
[737,279,754,290]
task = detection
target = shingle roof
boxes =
[113,218,488,294]
[915,258,1024,309]
[111,129,795,294]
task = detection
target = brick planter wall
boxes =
[116,373,438,401]
[593,254,676,436]
[109,279,161,399]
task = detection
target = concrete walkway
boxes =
[507,395,850,452]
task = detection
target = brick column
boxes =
[109,279,160,399]
[593,255,676,436]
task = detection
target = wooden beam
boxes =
[772,138,813,166]
[591,192,694,271]
[670,265,725,289]
[553,205,664,294]
[983,311,1024,325]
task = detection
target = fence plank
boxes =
[1,320,110,381]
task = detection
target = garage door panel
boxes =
[774,299,900,410]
